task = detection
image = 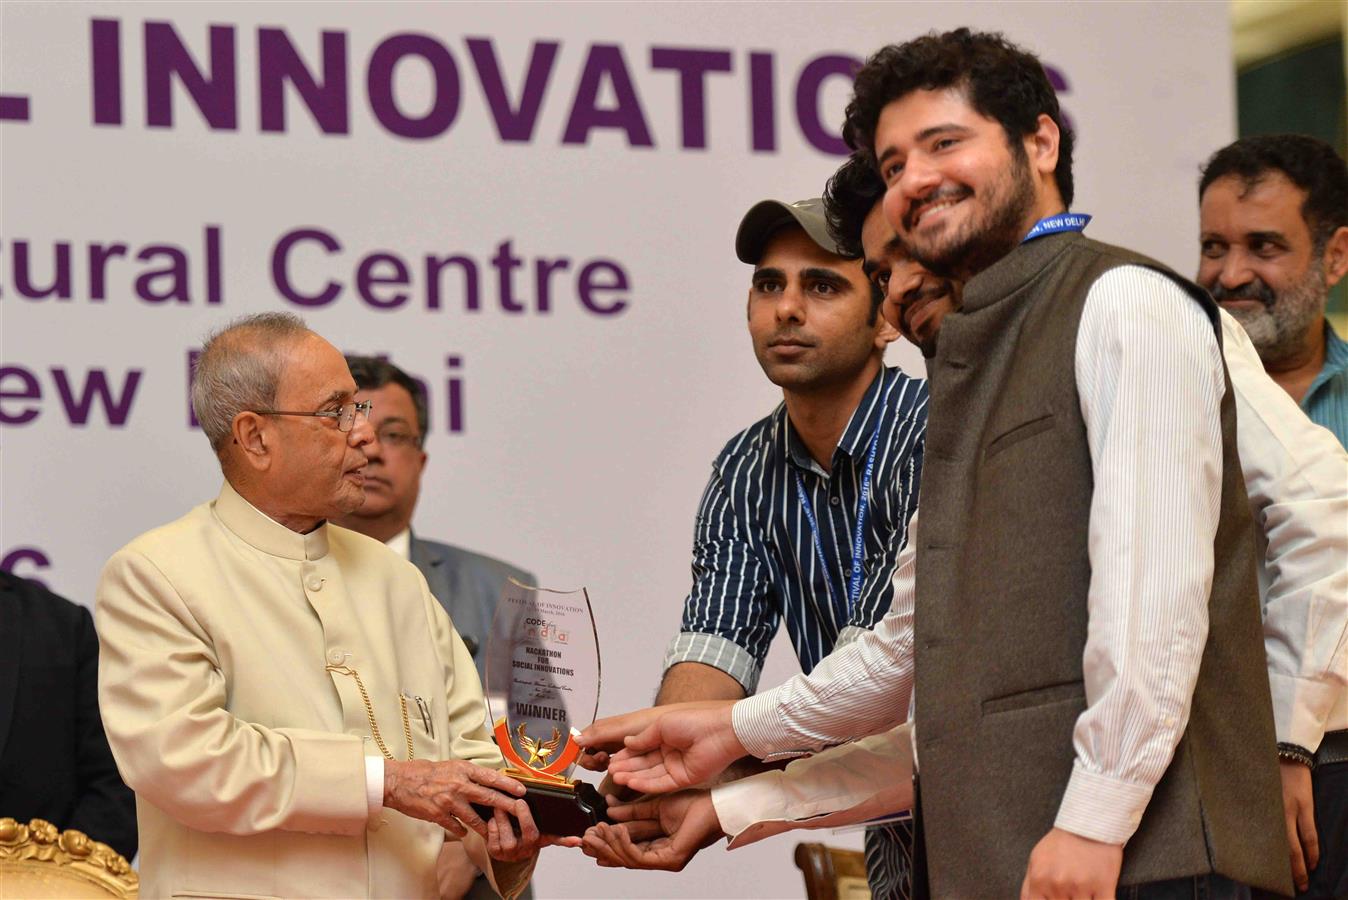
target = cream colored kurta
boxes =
[96,482,533,899]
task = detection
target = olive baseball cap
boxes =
[734,197,852,264]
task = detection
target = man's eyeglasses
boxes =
[251,400,373,433]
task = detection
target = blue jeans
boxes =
[1124,874,1251,900]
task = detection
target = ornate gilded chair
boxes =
[0,818,138,898]
[794,841,872,900]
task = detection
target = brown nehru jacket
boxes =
[911,232,1290,896]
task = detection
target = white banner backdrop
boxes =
[1,2,1232,896]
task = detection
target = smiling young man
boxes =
[839,153,1345,898]
[586,28,1291,900]
[649,197,926,899]
[817,32,1287,897]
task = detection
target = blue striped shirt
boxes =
[666,366,927,692]
[1303,322,1348,448]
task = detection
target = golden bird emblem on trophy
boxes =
[517,722,563,768]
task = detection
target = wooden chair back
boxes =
[794,841,871,900]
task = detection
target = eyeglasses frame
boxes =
[250,399,374,433]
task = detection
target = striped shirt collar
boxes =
[780,366,892,475]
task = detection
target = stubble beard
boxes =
[758,343,873,396]
[1216,265,1327,367]
[906,149,1038,282]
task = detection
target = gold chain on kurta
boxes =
[325,664,415,761]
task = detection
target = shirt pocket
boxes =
[401,690,447,760]
[984,413,1056,461]
[980,679,1085,717]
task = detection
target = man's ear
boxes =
[231,412,272,472]
[876,311,901,349]
[1026,114,1060,183]
[1321,225,1348,290]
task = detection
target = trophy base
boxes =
[471,775,610,838]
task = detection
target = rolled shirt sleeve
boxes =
[666,462,779,694]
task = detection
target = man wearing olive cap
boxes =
[636,198,928,897]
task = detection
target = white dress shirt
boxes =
[726,267,1348,848]
[1221,312,1348,745]
[386,526,413,561]
[713,724,915,849]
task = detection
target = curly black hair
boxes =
[1199,134,1348,250]
[823,151,887,259]
[820,152,888,320]
[843,28,1075,207]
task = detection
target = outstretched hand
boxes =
[578,706,671,772]
[602,702,745,794]
[582,790,723,871]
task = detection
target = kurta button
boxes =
[307,576,324,591]
[829,495,841,506]
[328,648,345,664]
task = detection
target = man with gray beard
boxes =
[1197,133,1348,900]
[1198,134,1348,446]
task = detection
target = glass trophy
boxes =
[475,578,609,837]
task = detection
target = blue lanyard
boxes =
[793,421,884,625]
[1022,211,1091,243]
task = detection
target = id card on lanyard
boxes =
[1022,211,1091,242]
[793,421,884,626]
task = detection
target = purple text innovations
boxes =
[2,19,879,154]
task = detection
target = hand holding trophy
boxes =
[472,579,611,837]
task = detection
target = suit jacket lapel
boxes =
[409,533,453,601]
[408,532,443,575]
[0,585,25,759]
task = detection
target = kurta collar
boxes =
[213,481,330,561]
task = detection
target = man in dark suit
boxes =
[0,570,136,858]
[334,355,534,898]
[409,536,533,684]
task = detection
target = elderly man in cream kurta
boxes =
[97,313,564,899]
